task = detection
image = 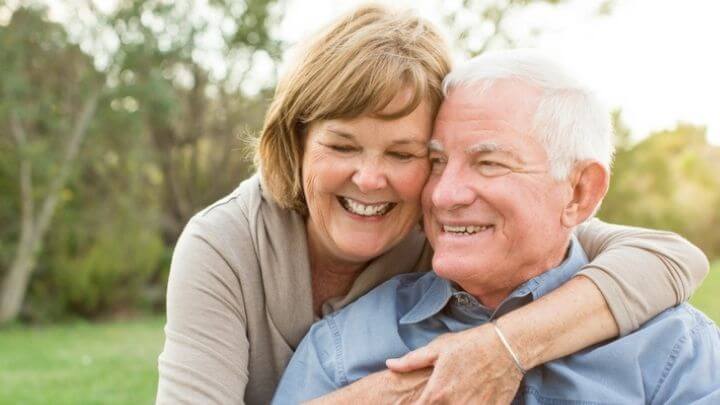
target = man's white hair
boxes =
[443,49,614,180]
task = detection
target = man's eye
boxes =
[429,156,446,173]
[477,161,511,176]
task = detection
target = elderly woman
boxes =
[156,5,708,404]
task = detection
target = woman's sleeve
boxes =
[156,218,250,404]
[575,218,709,336]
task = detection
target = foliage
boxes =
[28,220,165,320]
[437,0,570,56]
[599,119,720,259]
[0,316,165,404]
[0,1,278,321]
[691,260,720,325]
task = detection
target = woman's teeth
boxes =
[442,225,492,235]
[340,197,393,216]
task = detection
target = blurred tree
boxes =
[1,0,281,323]
[436,0,571,56]
[96,0,281,242]
[0,6,103,323]
[599,122,720,259]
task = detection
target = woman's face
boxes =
[302,96,433,268]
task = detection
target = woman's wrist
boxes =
[494,312,549,370]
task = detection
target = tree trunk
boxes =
[0,92,99,325]
[0,241,37,323]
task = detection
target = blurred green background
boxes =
[1,0,718,403]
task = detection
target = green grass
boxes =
[0,316,165,405]
[691,260,720,323]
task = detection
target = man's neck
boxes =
[461,240,572,310]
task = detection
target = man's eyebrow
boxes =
[466,142,501,154]
[466,142,524,162]
[428,140,444,152]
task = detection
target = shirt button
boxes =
[455,294,470,306]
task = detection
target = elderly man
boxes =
[272,50,720,404]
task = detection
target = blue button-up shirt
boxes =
[273,238,720,404]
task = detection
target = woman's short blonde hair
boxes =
[256,4,452,211]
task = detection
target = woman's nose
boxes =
[351,159,388,193]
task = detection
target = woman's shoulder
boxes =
[177,172,306,270]
[175,175,265,265]
[195,173,262,225]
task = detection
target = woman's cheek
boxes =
[394,160,431,202]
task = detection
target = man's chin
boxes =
[432,255,488,280]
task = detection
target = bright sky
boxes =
[279,0,720,145]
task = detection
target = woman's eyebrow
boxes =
[328,128,425,146]
[326,128,356,140]
[391,139,427,146]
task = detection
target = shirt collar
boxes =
[399,274,453,325]
[398,235,588,325]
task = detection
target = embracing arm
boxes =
[506,219,710,369]
[156,219,250,404]
[334,220,709,403]
[575,218,709,335]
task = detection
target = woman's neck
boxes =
[306,220,367,315]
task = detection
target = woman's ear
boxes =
[561,161,609,227]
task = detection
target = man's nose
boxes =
[352,158,388,193]
[431,165,476,210]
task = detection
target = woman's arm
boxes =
[364,220,709,403]
[575,218,709,335]
[156,218,250,404]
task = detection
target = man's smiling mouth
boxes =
[441,224,494,235]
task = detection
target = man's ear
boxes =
[561,161,609,227]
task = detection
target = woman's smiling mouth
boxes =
[338,196,396,217]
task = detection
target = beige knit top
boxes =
[156,174,708,404]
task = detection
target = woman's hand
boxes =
[385,323,523,404]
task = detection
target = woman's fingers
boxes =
[386,346,438,372]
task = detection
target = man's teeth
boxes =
[341,197,392,216]
[442,225,492,235]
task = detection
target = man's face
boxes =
[422,80,574,300]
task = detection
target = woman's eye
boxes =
[388,151,414,160]
[327,144,357,153]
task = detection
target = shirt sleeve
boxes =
[575,218,710,336]
[156,218,250,405]
[272,318,342,405]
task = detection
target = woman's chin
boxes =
[335,237,392,263]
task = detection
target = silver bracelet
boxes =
[492,320,527,375]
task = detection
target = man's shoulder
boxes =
[329,271,437,325]
[594,303,718,358]
[636,303,717,340]
[531,304,720,403]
